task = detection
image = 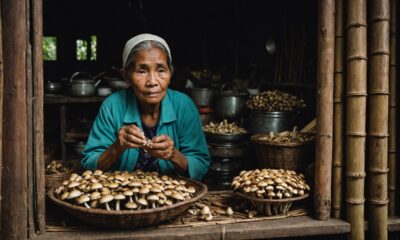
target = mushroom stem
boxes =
[105,203,111,211]
[116,200,121,211]
[84,202,91,209]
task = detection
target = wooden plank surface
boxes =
[33,0,46,233]
[1,0,28,239]
[388,216,400,232]
[35,216,350,240]
[44,95,105,104]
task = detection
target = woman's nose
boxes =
[146,72,158,86]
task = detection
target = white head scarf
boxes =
[122,33,172,68]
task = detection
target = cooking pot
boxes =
[215,90,248,119]
[189,87,216,107]
[70,71,100,97]
[44,81,63,94]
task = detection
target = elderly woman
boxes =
[81,33,211,180]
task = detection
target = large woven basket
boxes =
[235,191,309,216]
[47,178,208,229]
[250,135,314,172]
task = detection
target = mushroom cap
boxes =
[90,182,103,191]
[61,191,70,200]
[123,190,133,197]
[77,194,90,204]
[90,191,101,200]
[137,198,148,206]
[139,187,150,195]
[171,192,185,201]
[164,190,172,196]
[201,206,210,215]
[257,181,268,187]
[226,207,234,216]
[114,193,126,201]
[100,194,114,204]
[68,189,82,199]
[150,186,162,193]
[108,182,119,189]
[69,173,78,181]
[165,199,173,206]
[132,187,140,193]
[68,181,80,189]
[93,170,103,176]
[125,201,137,209]
[147,194,159,201]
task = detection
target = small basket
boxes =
[45,161,74,189]
[235,191,309,216]
[250,135,314,172]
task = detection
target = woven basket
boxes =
[47,178,208,229]
[45,160,74,189]
[250,135,314,172]
[235,191,309,216]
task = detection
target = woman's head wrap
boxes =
[122,33,172,68]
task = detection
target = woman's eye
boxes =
[137,69,147,74]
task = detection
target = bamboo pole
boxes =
[388,0,397,217]
[314,0,334,221]
[367,1,390,239]
[346,0,367,239]
[0,0,28,239]
[33,0,46,232]
[332,0,345,219]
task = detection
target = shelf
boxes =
[44,94,105,104]
[64,132,89,142]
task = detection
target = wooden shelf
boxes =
[44,94,105,104]
[39,215,350,240]
[388,216,400,232]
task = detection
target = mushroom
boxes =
[114,193,126,211]
[90,191,101,201]
[147,194,159,208]
[123,190,134,203]
[137,198,148,210]
[171,191,185,203]
[125,201,137,210]
[68,189,82,200]
[77,194,91,208]
[226,207,234,216]
[90,182,103,192]
[139,186,150,199]
[100,194,114,210]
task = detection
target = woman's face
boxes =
[127,47,171,106]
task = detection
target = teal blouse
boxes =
[81,88,211,181]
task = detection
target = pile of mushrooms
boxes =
[203,119,247,135]
[45,160,71,175]
[54,170,196,211]
[246,90,306,112]
[232,169,310,200]
[251,127,314,144]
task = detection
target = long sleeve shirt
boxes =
[81,88,211,181]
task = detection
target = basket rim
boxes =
[234,191,309,203]
[250,134,314,147]
[204,131,249,137]
[45,168,74,177]
[47,177,208,216]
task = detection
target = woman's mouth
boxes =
[145,92,161,98]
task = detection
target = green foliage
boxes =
[76,39,88,61]
[43,36,57,61]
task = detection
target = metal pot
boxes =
[44,81,63,94]
[247,111,298,134]
[189,88,216,107]
[215,91,248,119]
[70,72,100,97]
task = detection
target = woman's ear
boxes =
[120,68,127,81]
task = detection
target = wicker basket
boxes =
[45,160,74,189]
[47,178,208,229]
[250,135,314,172]
[235,191,309,216]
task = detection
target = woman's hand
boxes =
[147,135,175,160]
[118,124,148,149]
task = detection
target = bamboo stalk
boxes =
[314,0,335,221]
[388,0,397,217]
[346,0,367,239]
[367,1,390,239]
[332,0,345,219]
